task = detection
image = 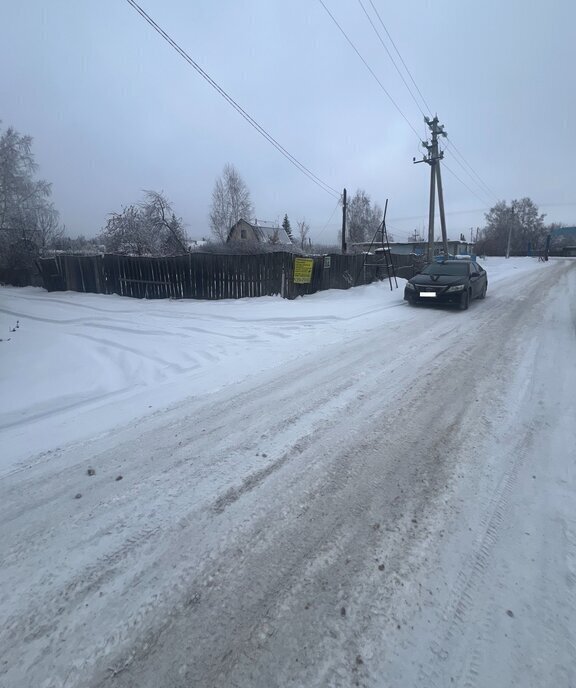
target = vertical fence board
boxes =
[38,249,397,301]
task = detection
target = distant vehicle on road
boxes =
[404,259,487,310]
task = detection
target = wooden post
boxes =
[341,188,347,254]
[506,208,514,259]
[420,116,449,263]
[427,162,436,264]
[436,162,449,259]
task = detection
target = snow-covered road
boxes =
[1,258,575,687]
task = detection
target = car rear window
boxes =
[422,262,469,276]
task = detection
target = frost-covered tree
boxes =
[477,198,546,255]
[50,234,102,254]
[100,191,188,256]
[209,164,253,242]
[0,123,63,269]
[347,189,382,244]
[140,190,188,255]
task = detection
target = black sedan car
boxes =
[404,259,487,310]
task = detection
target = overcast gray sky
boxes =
[1,0,574,243]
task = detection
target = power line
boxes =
[386,224,416,241]
[440,138,491,199]
[418,115,496,207]
[365,0,433,116]
[319,0,497,213]
[315,197,342,241]
[442,162,493,207]
[317,0,422,141]
[357,0,426,118]
[444,137,498,201]
[359,3,498,205]
[124,0,341,200]
[390,207,489,222]
[427,134,498,207]
[321,0,499,211]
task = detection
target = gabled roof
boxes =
[253,225,292,244]
[230,219,292,244]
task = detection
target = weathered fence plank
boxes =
[38,250,403,300]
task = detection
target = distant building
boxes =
[189,239,208,248]
[350,239,476,256]
[227,219,292,245]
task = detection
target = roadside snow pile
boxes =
[0,257,548,471]
[475,255,549,284]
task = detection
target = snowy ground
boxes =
[1,257,575,687]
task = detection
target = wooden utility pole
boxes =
[506,207,514,259]
[341,188,347,254]
[427,158,436,263]
[415,116,448,263]
[436,162,448,258]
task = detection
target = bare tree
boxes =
[101,205,151,255]
[99,191,188,256]
[297,219,310,250]
[140,190,188,254]
[36,203,64,250]
[209,164,253,242]
[476,198,546,255]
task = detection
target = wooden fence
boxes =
[36,251,413,300]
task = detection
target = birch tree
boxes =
[209,164,253,242]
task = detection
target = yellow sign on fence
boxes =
[293,257,314,284]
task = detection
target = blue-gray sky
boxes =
[1,0,574,242]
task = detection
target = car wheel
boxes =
[479,282,487,299]
[459,289,470,310]
[406,295,416,306]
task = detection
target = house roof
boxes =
[230,219,292,244]
[253,225,292,244]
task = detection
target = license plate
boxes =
[420,291,436,298]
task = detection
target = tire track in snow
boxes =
[96,270,563,688]
[416,433,529,688]
[2,261,573,688]
[412,264,576,688]
[1,339,415,686]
